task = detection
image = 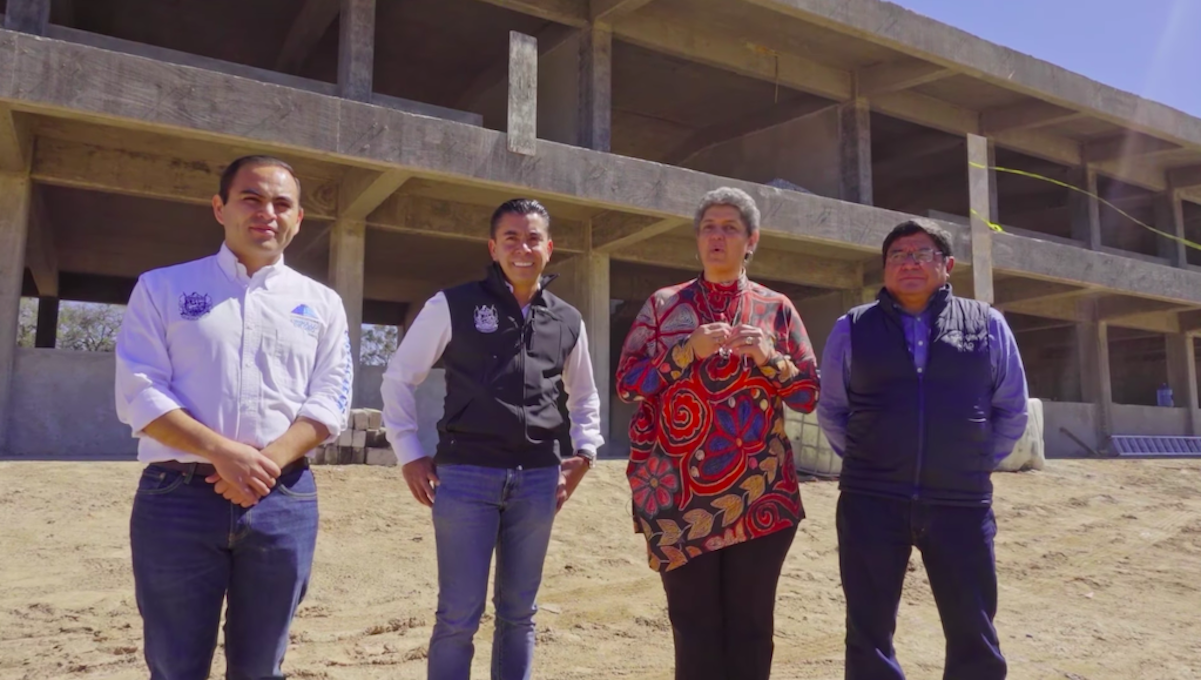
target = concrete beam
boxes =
[2,0,50,35]
[610,235,857,290]
[855,58,953,97]
[0,174,31,453]
[839,99,872,205]
[30,139,340,219]
[663,99,834,166]
[591,213,687,253]
[1095,294,1190,321]
[1083,133,1181,164]
[993,278,1087,306]
[613,7,851,101]
[339,168,412,221]
[508,31,538,155]
[578,25,612,152]
[473,0,590,28]
[590,0,656,24]
[1075,298,1114,440]
[337,0,375,102]
[368,195,588,252]
[0,106,32,174]
[34,24,477,125]
[276,0,340,74]
[981,100,1083,134]
[967,134,995,303]
[1168,165,1201,189]
[1179,310,1201,333]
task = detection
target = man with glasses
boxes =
[817,219,1028,680]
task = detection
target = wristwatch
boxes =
[575,449,597,468]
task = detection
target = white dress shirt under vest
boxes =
[381,290,604,466]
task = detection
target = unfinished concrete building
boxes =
[2,0,1201,461]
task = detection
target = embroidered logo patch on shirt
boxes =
[179,292,212,320]
[290,304,322,337]
[474,305,499,333]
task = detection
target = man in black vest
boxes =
[817,219,1029,680]
[381,198,603,680]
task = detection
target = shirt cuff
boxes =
[126,388,184,435]
[297,402,345,444]
[391,432,430,466]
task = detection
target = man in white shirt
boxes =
[114,155,352,680]
[381,198,603,680]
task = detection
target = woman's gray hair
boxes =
[693,187,761,236]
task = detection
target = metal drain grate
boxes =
[1109,435,1201,457]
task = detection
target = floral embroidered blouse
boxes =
[616,275,820,572]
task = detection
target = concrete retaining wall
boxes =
[7,348,135,458]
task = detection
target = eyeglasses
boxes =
[886,248,943,265]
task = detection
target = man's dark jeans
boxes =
[129,463,318,680]
[836,491,1006,680]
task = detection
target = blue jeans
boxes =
[428,463,560,680]
[129,464,319,680]
[837,492,1006,680]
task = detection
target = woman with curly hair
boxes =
[616,187,820,680]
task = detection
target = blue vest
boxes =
[841,288,996,504]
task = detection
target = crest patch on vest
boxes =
[179,292,212,320]
[474,304,499,333]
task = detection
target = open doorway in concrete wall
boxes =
[1108,328,1169,407]
[1096,176,1162,261]
[990,149,1076,243]
[1185,200,1201,268]
[870,114,967,219]
[1003,312,1082,403]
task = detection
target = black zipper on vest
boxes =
[519,306,534,435]
[912,320,931,501]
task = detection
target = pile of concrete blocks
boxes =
[312,409,398,466]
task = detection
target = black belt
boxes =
[150,457,310,480]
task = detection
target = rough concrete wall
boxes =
[8,349,136,458]
[1043,401,1099,457]
[683,106,842,199]
[1111,403,1192,437]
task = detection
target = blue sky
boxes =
[890,0,1201,118]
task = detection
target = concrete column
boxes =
[2,0,51,34]
[1076,299,1113,443]
[547,253,612,452]
[966,134,995,303]
[34,296,57,348]
[838,98,872,205]
[1070,166,1102,249]
[578,25,612,152]
[329,219,365,403]
[337,0,375,102]
[1165,333,1201,435]
[1156,189,1187,267]
[508,31,539,155]
[0,174,32,452]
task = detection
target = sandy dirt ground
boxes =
[2,458,1200,680]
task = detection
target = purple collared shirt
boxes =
[816,300,1029,466]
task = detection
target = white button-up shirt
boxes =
[381,291,604,466]
[115,244,353,464]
